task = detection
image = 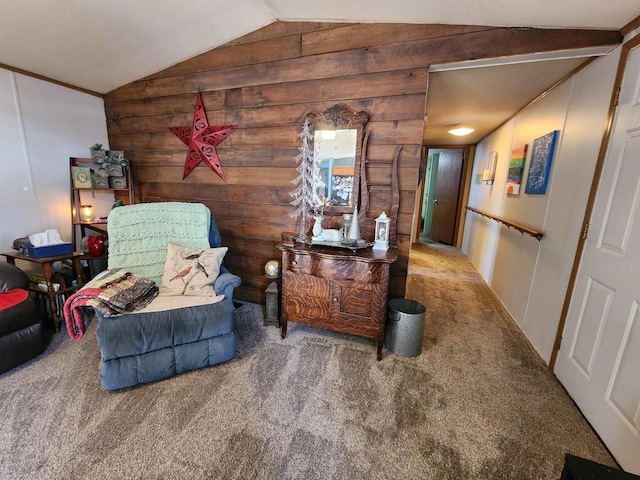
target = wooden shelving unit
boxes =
[70,157,135,258]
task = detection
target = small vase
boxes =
[347,206,360,241]
[341,214,353,240]
[87,235,105,257]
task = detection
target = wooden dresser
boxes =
[276,243,397,360]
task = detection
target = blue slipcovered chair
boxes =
[93,202,241,390]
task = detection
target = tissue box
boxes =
[25,242,73,258]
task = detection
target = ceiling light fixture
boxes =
[448,127,475,136]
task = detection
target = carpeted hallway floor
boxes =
[404,241,616,475]
[0,242,616,479]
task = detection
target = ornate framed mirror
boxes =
[311,104,368,216]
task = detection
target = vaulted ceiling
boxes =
[1,0,638,144]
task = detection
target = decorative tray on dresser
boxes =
[276,242,398,360]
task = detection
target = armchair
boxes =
[0,262,49,374]
[88,202,241,390]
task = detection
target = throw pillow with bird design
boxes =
[158,243,227,296]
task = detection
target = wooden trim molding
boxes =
[484,57,598,141]
[621,14,640,37]
[0,63,103,98]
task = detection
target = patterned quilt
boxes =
[63,269,157,339]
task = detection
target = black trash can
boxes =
[385,298,426,357]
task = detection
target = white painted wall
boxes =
[462,49,621,363]
[0,68,110,257]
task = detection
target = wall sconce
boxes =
[80,205,94,222]
[372,211,391,251]
[482,151,498,185]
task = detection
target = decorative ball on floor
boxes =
[264,259,280,278]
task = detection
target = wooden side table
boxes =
[2,251,85,331]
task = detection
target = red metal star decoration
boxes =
[169,91,237,181]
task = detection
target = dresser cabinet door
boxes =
[335,281,373,317]
[333,281,385,329]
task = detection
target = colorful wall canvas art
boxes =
[505,145,528,195]
[525,130,559,195]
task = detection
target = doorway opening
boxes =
[417,147,467,246]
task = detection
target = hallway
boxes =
[401,242,616,477]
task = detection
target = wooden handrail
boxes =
[465,206,544,240]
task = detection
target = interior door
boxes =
[555,41,640,474]
[430,149,463,244]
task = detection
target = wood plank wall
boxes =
[103,22,621,304]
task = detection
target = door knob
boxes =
[433,198,439,204]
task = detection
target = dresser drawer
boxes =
[284,295,331,323]
[283,253,313,274]
[283,271,331,321]
[329,260,384,283]
[284,271,330,297]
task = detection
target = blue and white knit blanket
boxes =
[107,202,211,285]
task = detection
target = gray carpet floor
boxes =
[0,242,615,479]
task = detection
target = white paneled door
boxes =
[555,40,640,475]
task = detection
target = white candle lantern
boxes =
[264,260,281,327]
[372,211,390,251]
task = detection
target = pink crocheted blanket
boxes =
[63,269,157,339]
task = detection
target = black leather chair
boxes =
[561,454,640,479]
[0,261,50,374]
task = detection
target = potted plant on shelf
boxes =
[104,153,128,175]
[94,167,110,189]
[89,143,107,163]
[104,153,129,188]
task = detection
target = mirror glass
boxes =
[309,105,368,215]
[314,129,357,207]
